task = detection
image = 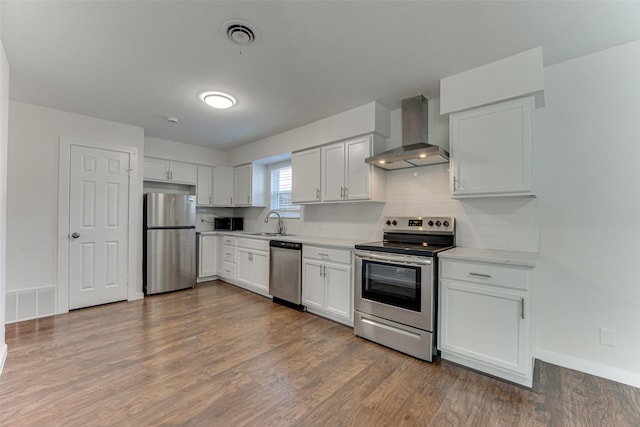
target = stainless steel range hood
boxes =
[365,95,449,170]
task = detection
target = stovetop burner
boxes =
[354,240,454,257]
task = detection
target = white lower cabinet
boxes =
[438,257,534,387]
[218,236,237,281]
[302,246,353,326]
[236,242,270,297]
[198,234,217,279]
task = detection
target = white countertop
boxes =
[198,231,362,249]
[438,247,538,267]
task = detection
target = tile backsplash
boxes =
[237,163,538,252]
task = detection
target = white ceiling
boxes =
[2,1,640,150]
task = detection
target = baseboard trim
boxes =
[536,349,640,388]
[0,343,7,377]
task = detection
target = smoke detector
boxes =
[222,20,258,46]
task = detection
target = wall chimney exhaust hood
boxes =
[365,95,449,170]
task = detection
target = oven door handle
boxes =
[355,250,432,266]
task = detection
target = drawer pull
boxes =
[469,272,492,279]
[318,253,329,257]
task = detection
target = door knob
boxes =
[71,232,80,239]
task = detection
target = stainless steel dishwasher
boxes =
[269,240,303,309]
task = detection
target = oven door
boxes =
[355,250,434,331]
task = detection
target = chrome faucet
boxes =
[264,210,285,235]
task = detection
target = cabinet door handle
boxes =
[209,196,212,205]
[344,187,348,199]
[247,196,250,204]
[521,298,525,320]
[229,197,232,205]
[316,188,320,199]
[469,272,491,278]
[453,176,457,191]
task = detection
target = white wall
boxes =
[0,4,10,373]
[145,136,228,167]
[229,102,390,167]
[534,40,640,386]
[6,101,144,322]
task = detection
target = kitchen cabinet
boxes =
[236,238,270,297]
[449,96,535,198]
[143,157,197,185]
[218,235,237,281]
[322,135,386,203]
[234,163,266,207]
[198,233,217,279]
[196,166,213,206]
[302,246,353,326]
[438,256,535,387]
[213,167,234,206]
[291,148,321,203]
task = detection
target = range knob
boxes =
[443,220,450,227]
[385,220,391,226]
[435,221,442,227]
[428,220,434,227]
[391,220,398,226]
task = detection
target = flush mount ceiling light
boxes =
[200,91,236,109]
[222,20,259,47]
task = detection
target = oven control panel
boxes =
[383,216,455,233]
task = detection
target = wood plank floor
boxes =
[1,281,639,426]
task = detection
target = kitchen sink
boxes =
[242,232,295,237]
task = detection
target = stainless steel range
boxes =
[354,216,455,361]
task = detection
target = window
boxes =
[270,162,300,218]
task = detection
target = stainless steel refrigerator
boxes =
[143,193,196,295]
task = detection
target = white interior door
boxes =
[68,145,130,309]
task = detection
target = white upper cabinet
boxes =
[213,167,234,207]
[233,163,266,207]
[292,148,321,203]
[322,142,347,202]
[143,157,197,185]
[196,166,213,206]
[450,96,535,198]
[320,134,385,203]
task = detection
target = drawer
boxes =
[303,246,352,265]
[222,236,237,246]
[222,245,237,263]
[440,259,531,291]
[222,261,237,279]
[237,237,269,252]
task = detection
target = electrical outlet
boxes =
[600,328,617,347]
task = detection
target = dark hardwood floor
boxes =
[1,281,638,426]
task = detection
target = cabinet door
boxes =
[216,236,224,275]
[213,167,234,206]
[144,158,170,181]
[199,235,217,277]
[302,260,325,309]
[170,162,197,184]
[345,137,372,200]
[439,279,528,375]
[292,148,321,203]
[196,166,213,206]
[236,248,252,286]
[234,164,252,207]
[450,97,534,197]
[322,143,346,202]
[325,262,352,321]
[252,251,270,295]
